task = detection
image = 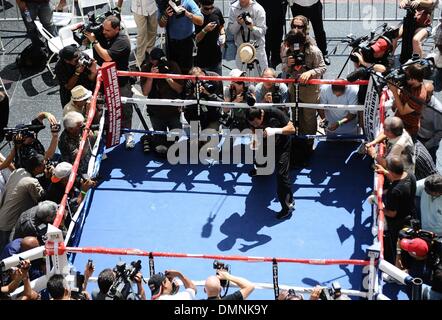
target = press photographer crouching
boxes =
[204,260,254,300]
[395,223,442,299]
[282,25,326,168]
[55,44,97,109]
[254,68,289,113]
[141,47,183,156]
[222,69,256,130]
[148,269,196,300]
[183,67,223,130]
[0,112,60,171]
[91,260,145,300]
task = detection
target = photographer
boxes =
[84,16,136,149]
[195,0,225,76]
[205,269,254,300]
[228,0,268,71]
[141,47,183,155]
[254,68,289,110]
[0,259,38,300]
[282,26,326,167]
[0,111,60,171]
[158,0,203,74]
[222,69,256,130]
[416,174,442,236]
[0,154,46,252]
[388,63,428,138]
[47,274,71,300]
[183,67,223,130]
[92,262,145,300]
[55,44,97,109]
[148,270,196,300]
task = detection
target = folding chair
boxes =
[34,21,78,77]
[51,0,76,27]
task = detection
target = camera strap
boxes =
[240,26,251,44]
[272,258,279,300]
[148,253,155,277]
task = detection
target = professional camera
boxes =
[238,12,252,26]
[157,56,170,74]
[73,9,119,45]
[398,220,437,244]
[213,260,231,288]
[319,281,343,300]
[3,124,45,144]
[78,52,93,68]
[272,83,282,103]
[106,260,142,300]
[345,24,398,64]
[200,80,216,95]
[230,85,256,106]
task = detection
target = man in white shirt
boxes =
[228,0,268,71]
[318,82,359,136]
[416,174,442,236]
[118,0,158,67]
[149,270,196,300]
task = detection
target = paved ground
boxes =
[0,0,439,152]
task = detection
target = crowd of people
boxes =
[1,0,442,300]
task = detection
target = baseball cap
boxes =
[229,68,245,79]
[59,44,79,60]
[51,162,73,183]
[400,238,429,258]
[370,37,390,56]
[148,273,166,299]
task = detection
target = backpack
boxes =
[16,43,48,70]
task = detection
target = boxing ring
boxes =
[1,63,419,300]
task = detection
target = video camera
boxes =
[384,55,434,87]
[319,281,343,300]
[345,24,398,64]
[238,12,252,26]
[73,8,120,45]
[213,260,231,288]
[106,260,142,300]
[399,219,437,244]
[156,0,185,17]
[3,124,45,144]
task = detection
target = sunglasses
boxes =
[202,5,214,10]
[292,25,305,30]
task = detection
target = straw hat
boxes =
[71,85,92,102]
[237,43,256,64]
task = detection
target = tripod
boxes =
[242,59,261,77]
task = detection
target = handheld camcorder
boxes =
[106,260,142,300]
[72,9,120,45]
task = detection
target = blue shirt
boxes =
[158,0,202,40]
[0,238,21,260]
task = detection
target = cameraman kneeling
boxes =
[141,47,183,155]
[183,67,223,130]
[205,270,254,300]
[255,68,289,113]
